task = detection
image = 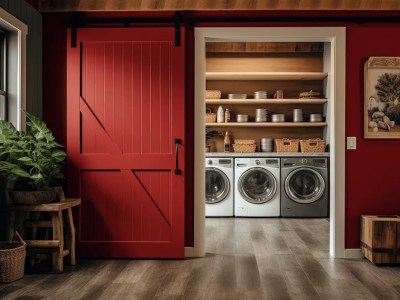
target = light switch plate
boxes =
[347,137,356,150]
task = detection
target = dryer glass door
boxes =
[285,168,325,204]
[205,168,230,204]
[238,167,277,204]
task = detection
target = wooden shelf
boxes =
[205,99,327,105]
[206,72,328,81]
[206,122,327,128]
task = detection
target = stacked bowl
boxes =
[310,114,322,122]
[228,93,247,99]
[255,109,268,122]
[271,114,285,122]
[254,91,267,99]
[260,138,274,152]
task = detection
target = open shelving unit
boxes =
[205,99,328,105]
[206,122,327,128]
[205,41,329,153]
[206,71,328,81]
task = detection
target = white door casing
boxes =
[188,27,346,258]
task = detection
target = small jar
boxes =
[224,109,230,123]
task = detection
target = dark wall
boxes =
[0,0,42,117]
[0,0,42,239]
[41,11,400,249]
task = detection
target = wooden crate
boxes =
[360,215,400,265]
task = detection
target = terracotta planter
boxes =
[8,189,60,205]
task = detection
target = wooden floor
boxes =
[1,218,400,300]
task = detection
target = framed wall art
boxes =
[365,57,400,139]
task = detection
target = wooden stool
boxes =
[11,198,81,273]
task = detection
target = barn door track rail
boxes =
[67,11,183,48]
[67,12,400,48]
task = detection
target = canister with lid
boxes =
[293,109,303,122]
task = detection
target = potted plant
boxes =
[205,130,219,152]
[0,112,66,204]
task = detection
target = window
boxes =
[0,30,5,120]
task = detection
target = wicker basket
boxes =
[0,232,26,283]
[233,143,257,153]
[205,90,222,99]
[299,90,321,98]
[300,139,326,152]
[205,108,217,123]
[234,139,256,145]
[275,139,299,152]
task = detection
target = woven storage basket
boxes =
[205,108,217,123]
[234,139,256,145]
[275,139,299,152]
[0,232,26,283]
[299,90,321,98]
[205,90,222,99]
[233,143,257,153]
[300,139,326,152]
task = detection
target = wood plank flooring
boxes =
[1,218,400,300]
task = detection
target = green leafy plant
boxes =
[0,112,66,190]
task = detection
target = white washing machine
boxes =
[205,157,234,217]
[235,157,280,217]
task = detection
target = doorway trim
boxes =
[186,27,346,258]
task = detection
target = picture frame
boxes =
[364,57,400,139]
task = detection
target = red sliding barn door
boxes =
[67,28,185,258]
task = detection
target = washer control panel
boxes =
[205,158,233,168]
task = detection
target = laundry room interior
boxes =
[202,36,334,254]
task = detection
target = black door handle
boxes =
[175,138,181,175]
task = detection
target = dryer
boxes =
[281,157,328,217]
[235,157,280,217]
[205,157,234,217]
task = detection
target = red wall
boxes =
[345,24,400,248]
[42,11,400,249]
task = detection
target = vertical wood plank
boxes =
[15,0,21,18]
[93,171,104,241]
[81,43,87,107]
[0,1,9,11]
[113,43,124,152]
[94,43,105,125]
[8,0,15,15]
[19,0,28,21]
[141,42,151,154]
[122,170,133,240]
[85,43,96,112]
[123,42,133,153]
[150,42,161,154]
[132,42,142,153]
[104,43,114,141]
[160,42,171,154]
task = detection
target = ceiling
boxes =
[38,0,400,12]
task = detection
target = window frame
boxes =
[0,6,27,130]
[0,30,7,120]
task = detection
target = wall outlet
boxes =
[347,137,357,150]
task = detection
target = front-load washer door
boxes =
[238,167,277,204]
[205,168,230,204]
[285,167,325,204]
